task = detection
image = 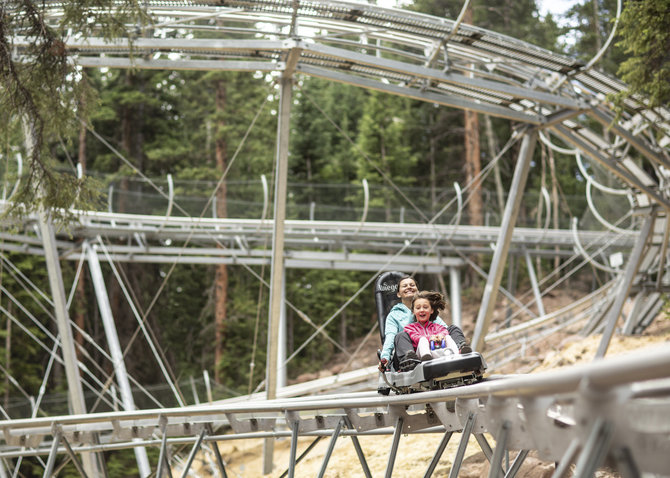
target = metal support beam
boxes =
[449,412,476,478]
[487,421,510,478]
[449,267,462,328]
[38,213,100,477]
[475,433,494,462]
[596,210,656,358]
[551,438,579,478]
[621,292,648,335]
[297,64,543,125]
[423,431,453,478]
[473,129,538,350]
[264,71,294,474]
[551,125,670,209]
[61,435,89,478]
[317,419,343,478]
[85,242,151,477]
[655,215,670,290]
[278,278,287,389]
[524,249,545,317]
[42,430,61,478]
[612,447,641,478]
[572,418,613,477]
[279,438,322,478]
[157,417,171,478]
[384,417,404,478]
[205,424,228,478]
[179,430,206,478]
[504,450,529,478]
[287,421,300,478]
[588,108,670,170]
[344,417,372,478]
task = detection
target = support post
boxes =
[449,267,462,328]
[384,417,404,478]
[42,430,61,478]
[475,433,494,462]
[205,424,228,478]
[264,72,293,474]
[551,438,580,478]
[449,412,476,478]
[61,436,89,478]
[278,277,287,389]
[423,431,453,478]
[612,447,641,478]
[344,417,372,478]
[85,242,151,477]
[472,129,538,350]
[317,419,343,478]
[621,292,647,335]
[157,417,170,478]
[572,419,613,477]
[596,210,656,358]
[523,249,545,317]
[287,421,300,478]
[279,438,322,478]
[487,421,510,478]
[38,214,99,477]
[180,430,206,478]
[505,450,529,478]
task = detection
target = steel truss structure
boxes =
[4,1,670,476]
[1,347,669,477]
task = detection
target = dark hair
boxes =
[411,290,446,321]
[396,274,414,286]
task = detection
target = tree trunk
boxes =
[429,121,437,213]
[214,78,229,384]
[118,71,133,215]
[463,9,482,229]
[483,115,505,216]
[464,115,482,228]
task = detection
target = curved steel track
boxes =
[3,1,670,476]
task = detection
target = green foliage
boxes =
[292,78,366,183]
[612,0,670,111]
[0,1,147,219]
[285,270,373,377]
[562,0,624,76]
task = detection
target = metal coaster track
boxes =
[4,1,670,476]
[1,346,669,476]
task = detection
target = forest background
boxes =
[1,1,668,473]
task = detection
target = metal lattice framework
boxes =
[9,0,670,207]
[3,1,670,477]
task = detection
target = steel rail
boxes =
[12,0,670,165]
[1,345,668,430]
[0,346,669,475]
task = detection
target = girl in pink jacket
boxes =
[404,291,459,361]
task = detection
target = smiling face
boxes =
[396,277,417,303]
[413,297,433,325]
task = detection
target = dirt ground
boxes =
[183,293,670,477]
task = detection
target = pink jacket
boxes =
[404,321,449,349]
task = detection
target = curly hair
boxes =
[411,290,447,321]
